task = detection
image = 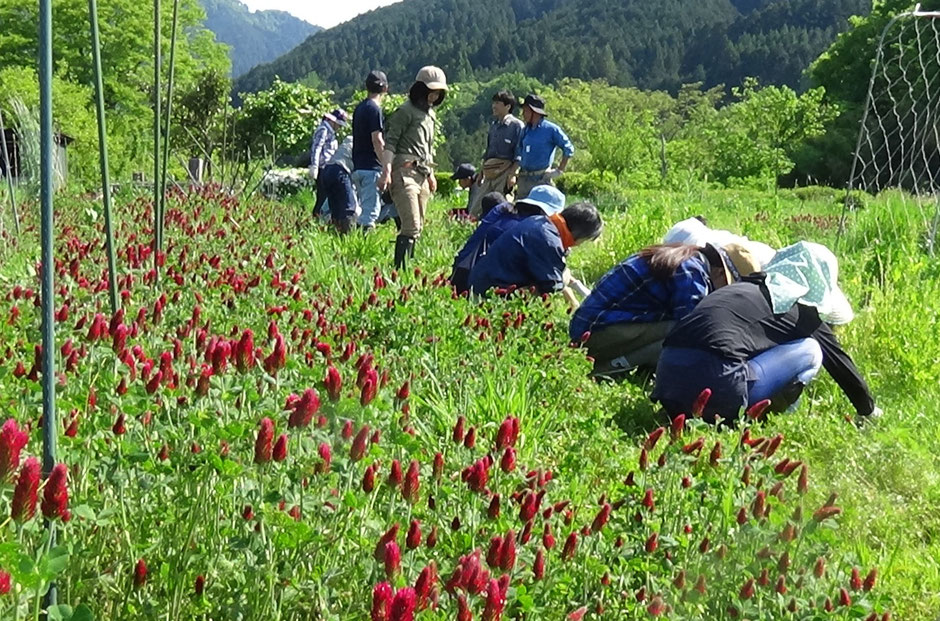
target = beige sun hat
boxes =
[415,66,448,91]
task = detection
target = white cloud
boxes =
[239,0,403,29]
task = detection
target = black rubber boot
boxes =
[394,235,415,270]
[334,217,355,235]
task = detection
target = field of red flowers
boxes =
[0,187,897,619]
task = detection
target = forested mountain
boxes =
[201,0,321,77]
[234,0,870,95]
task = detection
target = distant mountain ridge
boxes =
[201,0,321,77]
[233,0,870,95]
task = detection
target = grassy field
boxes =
[0,184,938,619]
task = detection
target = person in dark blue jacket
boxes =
[468,202,602,296]
[450,185,566,294]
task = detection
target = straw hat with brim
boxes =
[415,66,448,91]
[763,241,854,325]
[516,184,565,216]
[701,242,761,287]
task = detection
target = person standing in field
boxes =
[309,108,349,218]
[353,70,389,232]
[318,135,359,234]
[513,94,575,200]
[381,66,448,269]
[469,90,524,218]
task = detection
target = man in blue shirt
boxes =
[513,94,575,199]
[352,70,389,232]
[468,202,602,296]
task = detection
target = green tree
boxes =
[235,78,336,163]
[0,66,98,188]
[0,0,229,178]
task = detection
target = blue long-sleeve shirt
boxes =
[469,216,567,295]
[568,252,713,341]
[515,119,575,172]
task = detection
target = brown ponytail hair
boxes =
[637,244,703,280]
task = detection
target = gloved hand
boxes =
[546,168,563,180]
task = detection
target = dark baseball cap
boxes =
[366,70,388,93]
[451,163,476,180]
[522,94,548,116]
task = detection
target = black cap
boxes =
[480,192,507,217]
[522,94,547,116]
[451,163,476,180]
[366,70,388,93]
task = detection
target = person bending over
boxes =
[571,242,762,378]
[450,185,565,294]
[664,216,776,268]
[652,241,880,424]
[468,202,602,295]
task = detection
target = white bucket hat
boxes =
[763,241,854,324]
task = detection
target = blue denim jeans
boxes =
[353,169,382,228]
[746,338,823,404]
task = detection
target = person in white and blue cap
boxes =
[652,241,881,424]
[450,185,564,294]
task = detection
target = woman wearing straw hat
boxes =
[380,66,448,269]
[652,241,880,424]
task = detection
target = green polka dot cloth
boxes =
[762,241,854,325]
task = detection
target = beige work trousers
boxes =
[390,166,431,238]
[469,165,515,218]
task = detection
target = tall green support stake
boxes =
[159,0,180,236]
[38,0,59,607]
[153,0,162,268]
[89,0,119,315]
[0,108,20,235]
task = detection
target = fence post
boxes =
[153,0,162,270]
[88,0,120,315]
[39,0,59,607]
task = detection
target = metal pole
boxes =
[153,0,162,267]
[88,0,120,316]
[0,108,20,235]
[158,0,180,242]
[38,0,58,607]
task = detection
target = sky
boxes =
[239,0,403,29]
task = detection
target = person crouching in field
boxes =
[664,215,777,268]
[468,202,602,296]
[380,66,448,269]
[451,163,481,219]
[571,242,762,378]
[450,185,565,294]
[652,241,881,424]
[318,135,359,234]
